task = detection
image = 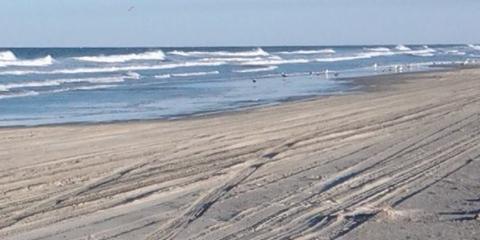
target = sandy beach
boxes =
[1,68,479,239]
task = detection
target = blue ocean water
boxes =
[0,45,479,126]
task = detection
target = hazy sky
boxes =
[1,0,479,47]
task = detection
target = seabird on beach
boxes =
[281,72,288,78]
[252,78,257,83]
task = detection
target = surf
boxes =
[0,61,227,75]
[154,71,220,79]
[468,44,480,51]
[395,45,412,51]
[0,54,54,67]
[168,48,269,57]
[74,50,166,63]
[0,76,128,91]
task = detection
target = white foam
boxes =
[125,71,141,80]
[198,56,281,63]
[0,91,39,99]
[168,48,269,57]
[74,50,166,63]
[54,85,119,92]
[468,44,480,51]
[444,50,466,56]
[0,76,126,90]
[0,55,54,67]
[0,51,17,61]
[0,61,227,75]
[395,45,412,51]
[315,55,368,62]
[365,47,391,52]
[154,71,219,79]
[407,46,436,57]
[239,58,310,66]
[171,71,220,77]
[316,50,395,62]
[234,66,278,73]
[276,49,336,55]
[154,74,171,79]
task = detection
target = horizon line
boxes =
[0,43,477,49]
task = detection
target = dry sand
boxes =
[0,68,479,240]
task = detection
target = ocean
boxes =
[0,45,479,126]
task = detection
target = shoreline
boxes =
[0,65,467,130]
[1,66,479,239]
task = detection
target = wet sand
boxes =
[0,68,479,240]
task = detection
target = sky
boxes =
[0,0,479,47]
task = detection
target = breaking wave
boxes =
[168,48,269,57]
[0,51,17,61]
[74,50,166,63]
[407,46,436,57]
[365,47,391,52]
[0,54,54,67]
[468,44,480,51]
[395,45,412,51]
[316,50,396,62]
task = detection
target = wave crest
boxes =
[168,48,269,57]
[0,51,17,61]
[365,47,391,52]
[395,45,412,51]
[74,50,166,63]
[468,44,480,51]
[0,55,54,67]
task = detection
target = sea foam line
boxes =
[0,61,227,76]
[239,58,310,66]
[74,50,166,63]
[0,91,39,99]
[0,76,131,91]
[168,48,269,57]
[154,70,220,79]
